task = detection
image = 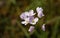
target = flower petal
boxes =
[24,12,29,16]
[21,18,29,25]
[36,7,43,13]
[42,24,45,31]
[20,11,29,20]
[37,12,44,18]
[20,13,25,19]
[30,17,39,25]
[28,26,35,32]
[21,21,27,25]
[21,21,29,25]
[34,17,39,23]
[29,10,36,16]
[36,7,44,18]
[29,16,34,23]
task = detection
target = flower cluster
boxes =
[20,7,45,33]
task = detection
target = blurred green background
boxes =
[0,0,60,38]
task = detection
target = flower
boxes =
[42,24,45,31]
[21,16,38,25]
[36,7,44,18]
[28,10,36,16]
[30,17,39,25]
[29,16,34,23]
[20,12,29,20]
[20,7,46,33]
[21,18,29,25]
[20,10,36,20]
[28,26,35,32]
[20,10,37,25]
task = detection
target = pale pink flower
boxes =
[30,17,39,25]
[28,26,35,32]
[42,24,45,31]
[36,7,44,18]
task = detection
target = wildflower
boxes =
[36,7,44,18]
[21,18,29,25]
[28,26,35,32]
[30,17,39,25]
[28,10,36,16]
[29,16,34,23]
[21,16,38,25]
[20,10,36,20]
[20,12,29,20]
[42,24,45,31]
[20,10,37,25]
